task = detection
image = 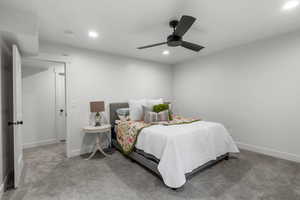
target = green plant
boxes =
[153,104,173,120]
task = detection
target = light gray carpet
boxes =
[3,143,300,200]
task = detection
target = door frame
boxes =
[54,67,66,142]
[22,54,72,158]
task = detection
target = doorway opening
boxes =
[21,59,67,156]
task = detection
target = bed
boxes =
[109,102,239,189]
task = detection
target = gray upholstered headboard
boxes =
[109,102,129,126]
[109,102,128,139]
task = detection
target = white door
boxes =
[12,45,23,188]
[55,69,66,141]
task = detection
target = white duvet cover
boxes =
[135,121,239,188]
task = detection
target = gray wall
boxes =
[173,31,300,161]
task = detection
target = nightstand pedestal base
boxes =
[82,124,112,160]
[86,133,110,160]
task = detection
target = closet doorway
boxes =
[21,59,67,156]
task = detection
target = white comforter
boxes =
[135,121,239,188]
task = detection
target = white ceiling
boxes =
[1,0,300,64]
[0,5,39,55]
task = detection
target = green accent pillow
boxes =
[153,104,173,120]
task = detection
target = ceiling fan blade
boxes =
[137,42,167,49]
[174,15,196,37]
[181,41,204,52]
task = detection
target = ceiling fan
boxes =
[137,15,204,52]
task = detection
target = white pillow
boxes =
[116,108,130,121]
[146,98,164,108]
[129,99,147,121]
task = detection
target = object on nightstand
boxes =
[90,101,105,126]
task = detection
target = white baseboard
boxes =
[23,138,58,149]
[69,149,81,158]
[236,141,300,163]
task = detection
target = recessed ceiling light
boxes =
[282,0,299,11]
[162,50,170,55]
[88,30,99,39]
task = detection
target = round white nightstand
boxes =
[82,124,111,160]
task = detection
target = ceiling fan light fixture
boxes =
[88,30,99,39]
[162,50,170,55]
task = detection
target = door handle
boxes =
[8,121,17,126]
[8,121,23,126]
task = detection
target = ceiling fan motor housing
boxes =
[169,20,179,29]
[167,35,182,47]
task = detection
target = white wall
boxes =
[39,41,173,157]
[173,31,300,162]
[22,65,62,148]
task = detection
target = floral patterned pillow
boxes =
[143,106,169,123]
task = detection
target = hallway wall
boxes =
[22,63,65,148]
